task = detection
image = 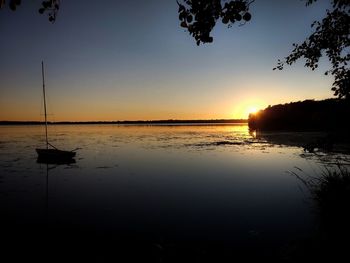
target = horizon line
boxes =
[0,119,248,125]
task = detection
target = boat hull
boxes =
[36,148,76,162]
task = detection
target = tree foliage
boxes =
[177,0,253,45]
[0,0,60,22]
[178,0,349,99]
[248,99,350,131]
[274,0,350,99]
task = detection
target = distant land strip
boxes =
[0,119,248,125]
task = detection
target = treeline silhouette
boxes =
[248,99,350,131]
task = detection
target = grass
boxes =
[294,164,349,239]
[293,165,350,223]
[285,164,350,261]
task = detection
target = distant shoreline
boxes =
[0,119,248,126]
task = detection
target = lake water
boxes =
[0,124,346,262]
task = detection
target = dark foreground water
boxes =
[0,124,347,262]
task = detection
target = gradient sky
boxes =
[0,0,334,121]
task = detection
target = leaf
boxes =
[243,12,251,22]
[222,16,229,24]
[180,21,188,28]
[186,15,193,23]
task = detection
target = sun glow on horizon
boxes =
[247,106,259,115]
[232,99,267,119]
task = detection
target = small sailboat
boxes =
[36,61,76,162]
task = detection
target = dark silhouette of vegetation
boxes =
[274,0,350,99]
[0,0,60,22]
[248,99,350,131]
[177,0,349,98]
[291,164,350,261]
[177,0,254,45]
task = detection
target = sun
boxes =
[231,100,266,119]
[247,106,259,115]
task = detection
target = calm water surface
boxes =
[0,124,342,261]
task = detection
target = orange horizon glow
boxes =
[0,86,331,122]
[0,104,264,122]
[231,99,268,120]
[247,106,259,115]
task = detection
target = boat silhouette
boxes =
[36,61,77,162]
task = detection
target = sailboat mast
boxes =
[42,61,48,149]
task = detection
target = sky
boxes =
[0,0,334,121]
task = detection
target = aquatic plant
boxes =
[288,164,350,261]
[292,164,350,248]
[293,165,349,217]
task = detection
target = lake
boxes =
[0,124,347,262]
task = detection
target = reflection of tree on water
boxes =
[252,130,350,155]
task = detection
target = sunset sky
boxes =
[0,0,334,121]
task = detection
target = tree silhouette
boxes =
[177,0,349,99]
[177,0,254,45]
[274,0,350,99]
[248,99,350,131]
[0,0,60,22]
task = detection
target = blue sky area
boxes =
[0,0,334,121]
